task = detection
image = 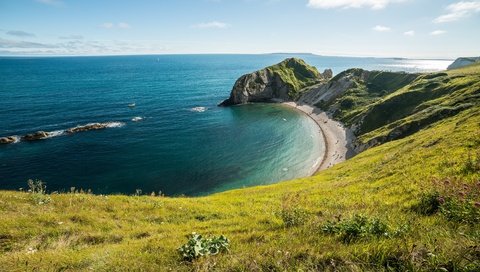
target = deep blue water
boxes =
[0,54,451,195]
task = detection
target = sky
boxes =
[0,0,479,58]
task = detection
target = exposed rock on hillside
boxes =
[219,58,331,106]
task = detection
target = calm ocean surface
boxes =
[0,54,451,195]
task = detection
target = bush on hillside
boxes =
[178,232,230,261]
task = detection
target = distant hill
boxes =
[447,56,480,70]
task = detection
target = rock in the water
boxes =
[22,131,50,141]
[0,136,18,144]
[219,58,327,106]
[66,123,109,134]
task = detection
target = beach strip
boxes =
[282,102,356,174]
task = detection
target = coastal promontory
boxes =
[219,58,332,106]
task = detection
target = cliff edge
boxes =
[219,58,332,106]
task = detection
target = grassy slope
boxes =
[266,58,321,100]
[1,65,479,271]
[317,64,480,149]
[316,69,419,125]
[358,64,480,144]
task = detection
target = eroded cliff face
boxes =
[219,58,332,106]
[219,69,290,106]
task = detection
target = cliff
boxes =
[219,58,332,106]
[447,56,480,70]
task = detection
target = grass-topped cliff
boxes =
[265,58,323,99]
[220,58,327,105]
[1,63,480,271]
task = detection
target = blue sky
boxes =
[1,0,479,58]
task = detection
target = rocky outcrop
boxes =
[0,136,18,144]
[66,123,113,134]
[447,57,480,70]
[22,131,50,141]
[219,58,331,106]
[1,122,124,144]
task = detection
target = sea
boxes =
[0,54,452,196]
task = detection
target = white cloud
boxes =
[430,30,446,35]
[59,35,84,40]
[101,23,131,29]
[118,22,131,29]
[434,1,480,23]
[191,21,229,29]
[403,30,415,36]
[307,0,403,10]
[101,22,115,29]
[372,25,391,32]
[0,38,57,48]
[7,30,36,37]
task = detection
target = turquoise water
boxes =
[0,54,450,195]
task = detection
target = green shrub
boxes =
[279,208,309,228]
[339,96,356,109]
[414,192,442,215]
[441,198,480,224]
[321,215,400,243]
[414,178,480,224]
[178,232,229,261]
[278,193,309,227]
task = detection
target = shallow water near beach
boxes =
[0,54,449,195]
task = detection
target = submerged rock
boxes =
[219,58,327,106]
[22,131,50,141]
[0,136,18,144]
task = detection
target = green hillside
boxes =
[1,64,479,271]
[267,58,322,99]
[317,64,480,150]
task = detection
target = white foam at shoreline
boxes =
[11,136,20,143]
[104,122,126,128]
[190,107,207,113]
[44,130,65,138]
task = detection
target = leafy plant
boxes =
[178,232,229,261]
[27,179,51,205]
[321,215,400,243]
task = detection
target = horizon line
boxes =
[0,52,455,61]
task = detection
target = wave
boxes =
[131,117,143,122]
[190,107,207,113]
[44,130,65,138]
[104,122,125,128]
